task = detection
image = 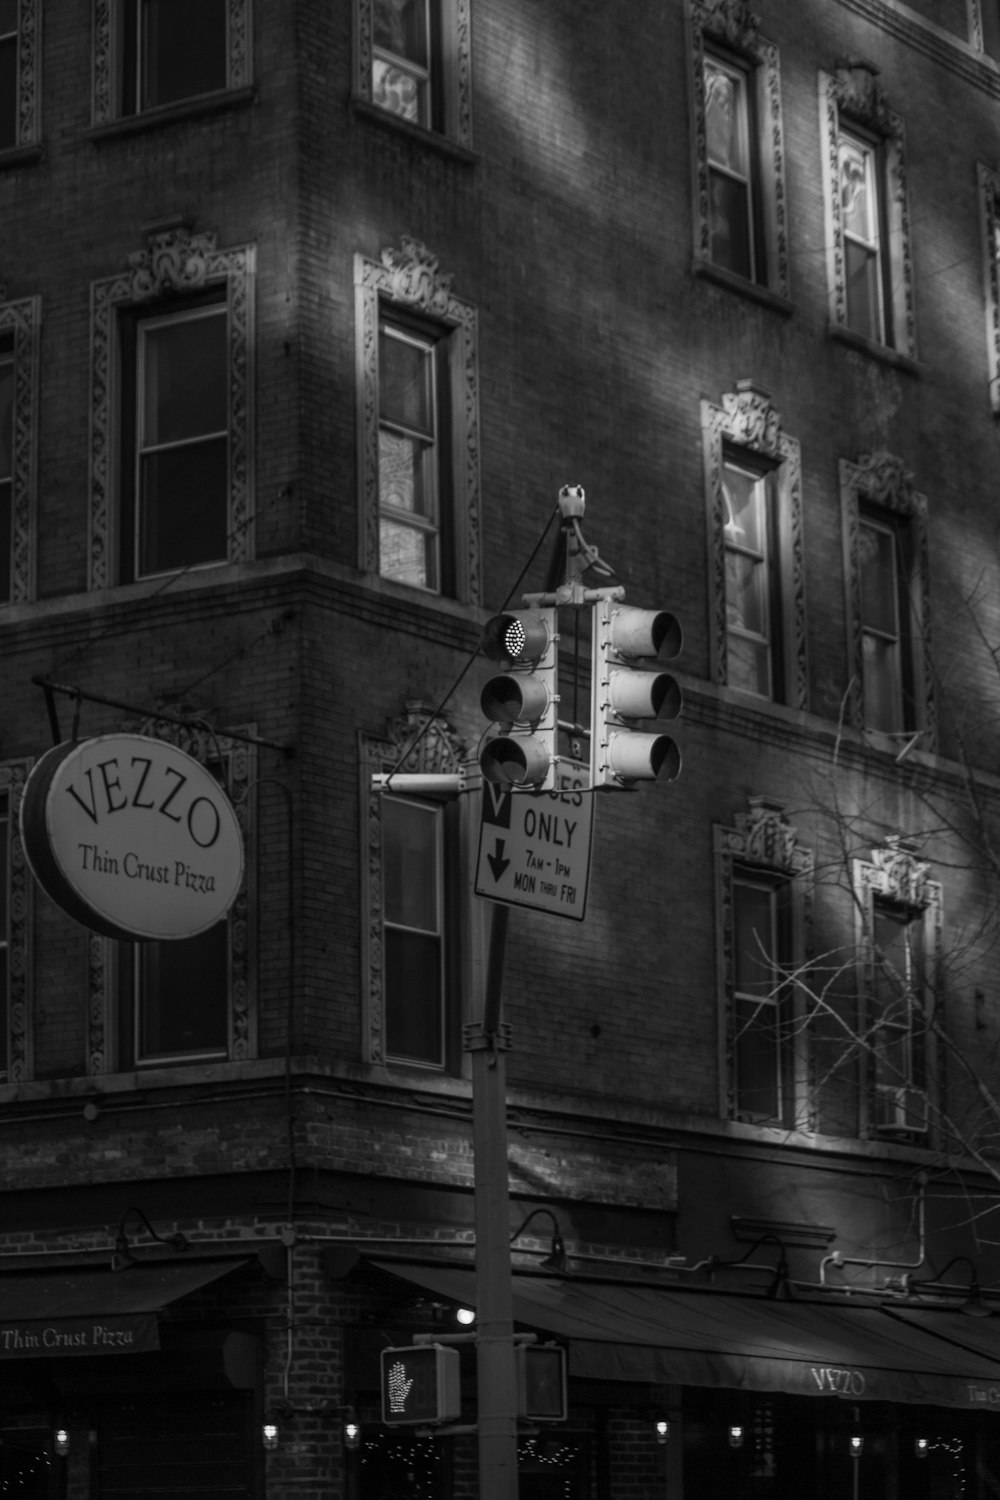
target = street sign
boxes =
[475,758,593,920]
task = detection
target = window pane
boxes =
[708,170,753,279]
[727,632,770,698]
[862,633,900,733]
[380,329,434,435]
[734,879,776,996]
[137,922,229,1061]
[723,466,764,552]
[735,997,779,1120]
[139,435,228,575]
[725,550,767,638]
[724,466,771,696]
[380,516,438,591]
[140,0,228,109]
[385,928,443,1065]
[374,0,429,68]
[705,59,748,175]
[845,240,882,341]
[379,429,435,519]
[142,311,228,448]
[859,523,898,636]
[383,797,439,934]
[0,35,14,152]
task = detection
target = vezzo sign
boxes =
[20,734,244,941]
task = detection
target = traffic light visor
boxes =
[607,731,682,784]
[482,611,552,665]
[608,606,682,661]
[481,672,551,725]
[480,734,553,786]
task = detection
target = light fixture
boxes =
[915,1437,929,1459]
[655,1420,670,1445]
[707,1233,794,1301]
[53,1429,70,1458]
[849,1434,864,1459]
[343,1413,361,1451]
[728,1424,744,1449]
[909,1255,993,1318]
[510,1209,567,1273]
[261,1421,279,1452]
[456,1306,476,1325]
[111,1206,191,1271]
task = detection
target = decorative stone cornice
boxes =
[379,237,455,319]
[127,225,220,302]
[832,57,897,137]
[384,702,466,775]
[719,380,783,457]
[693,0,760,51]
[869,835,933,908]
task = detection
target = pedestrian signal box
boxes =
[517,1343,568,1422]
[380,1343,461,1426]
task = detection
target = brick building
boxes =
[5,0,1000,1496]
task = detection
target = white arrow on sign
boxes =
[475,759,594,921]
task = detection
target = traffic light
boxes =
[380,1343,461,1425]
[479,607,558,791]
[517,1343,568,1421]
[591,598,683,788]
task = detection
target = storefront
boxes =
[351,1258,1000,1498]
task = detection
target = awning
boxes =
[371,1259,1000,1412]
[0,1258,251,1359]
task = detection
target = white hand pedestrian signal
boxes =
[380,1344,462,1425]
[387,1360,414,1415]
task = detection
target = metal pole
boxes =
[467,902,519,1499]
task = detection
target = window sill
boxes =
[86,85,257,142]
[828,321,920,375]
[350,96,478,166]
[692,258,794,316]
[0,142,43,171]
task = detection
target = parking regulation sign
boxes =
[475,759,594,921]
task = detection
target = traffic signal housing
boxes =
[479,607,558,791]
[517,1343,568,1422]
[380,1343,462,1426]
[591,599,683,788]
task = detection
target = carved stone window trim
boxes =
[702,380,807,709]
[353,0,473,149]
[0,294,39,605]
[1,760,32,1084]
[2,0,40,151]
[715,796,814,1129]
[687,0,791,301]
[92,0,252,126]
[360,705,467,1069]
[88,224,255,593]
[87,727,255,1077]
[839,450,936,748]
[818,63,916,360]
[354,238,481,605]
[977,162,1000,414]
[852,838,943,1142]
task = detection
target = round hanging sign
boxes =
[19,734,245,941]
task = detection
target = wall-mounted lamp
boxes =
[915,1437,929,1459]
[53,1429,70,1459]
[261,1420,279,1452]
[728,1424,744,1449]
[849,1435,864,1459]
[909,1255,993,1318]
[655,1420,670,1445]
[510,1209,567,1273]
[707,1233,795,1301]
[111,1206,191,1271]
[456,1306,476,1326]
[343,1414,362,1451]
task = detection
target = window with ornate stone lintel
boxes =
[360,704,474,1072]
[1,0,40,156]
[91,0,252,126]
[840,451,935,749]
[88,724,254,1076]
[355,238,481,605]
[853,837,942,1142]
[716,797,813,1130]
[354,0,473,149]
[818,61,916,361]
[686,0,790,304]
[0,291,39,604]
[88,224,255,592]
[703,381,807,709]
[977,162,1000,414]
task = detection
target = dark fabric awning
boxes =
[371,1259,1000,1412]
[0,1259,250,1359]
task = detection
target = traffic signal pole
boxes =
[465,901,519,1499]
